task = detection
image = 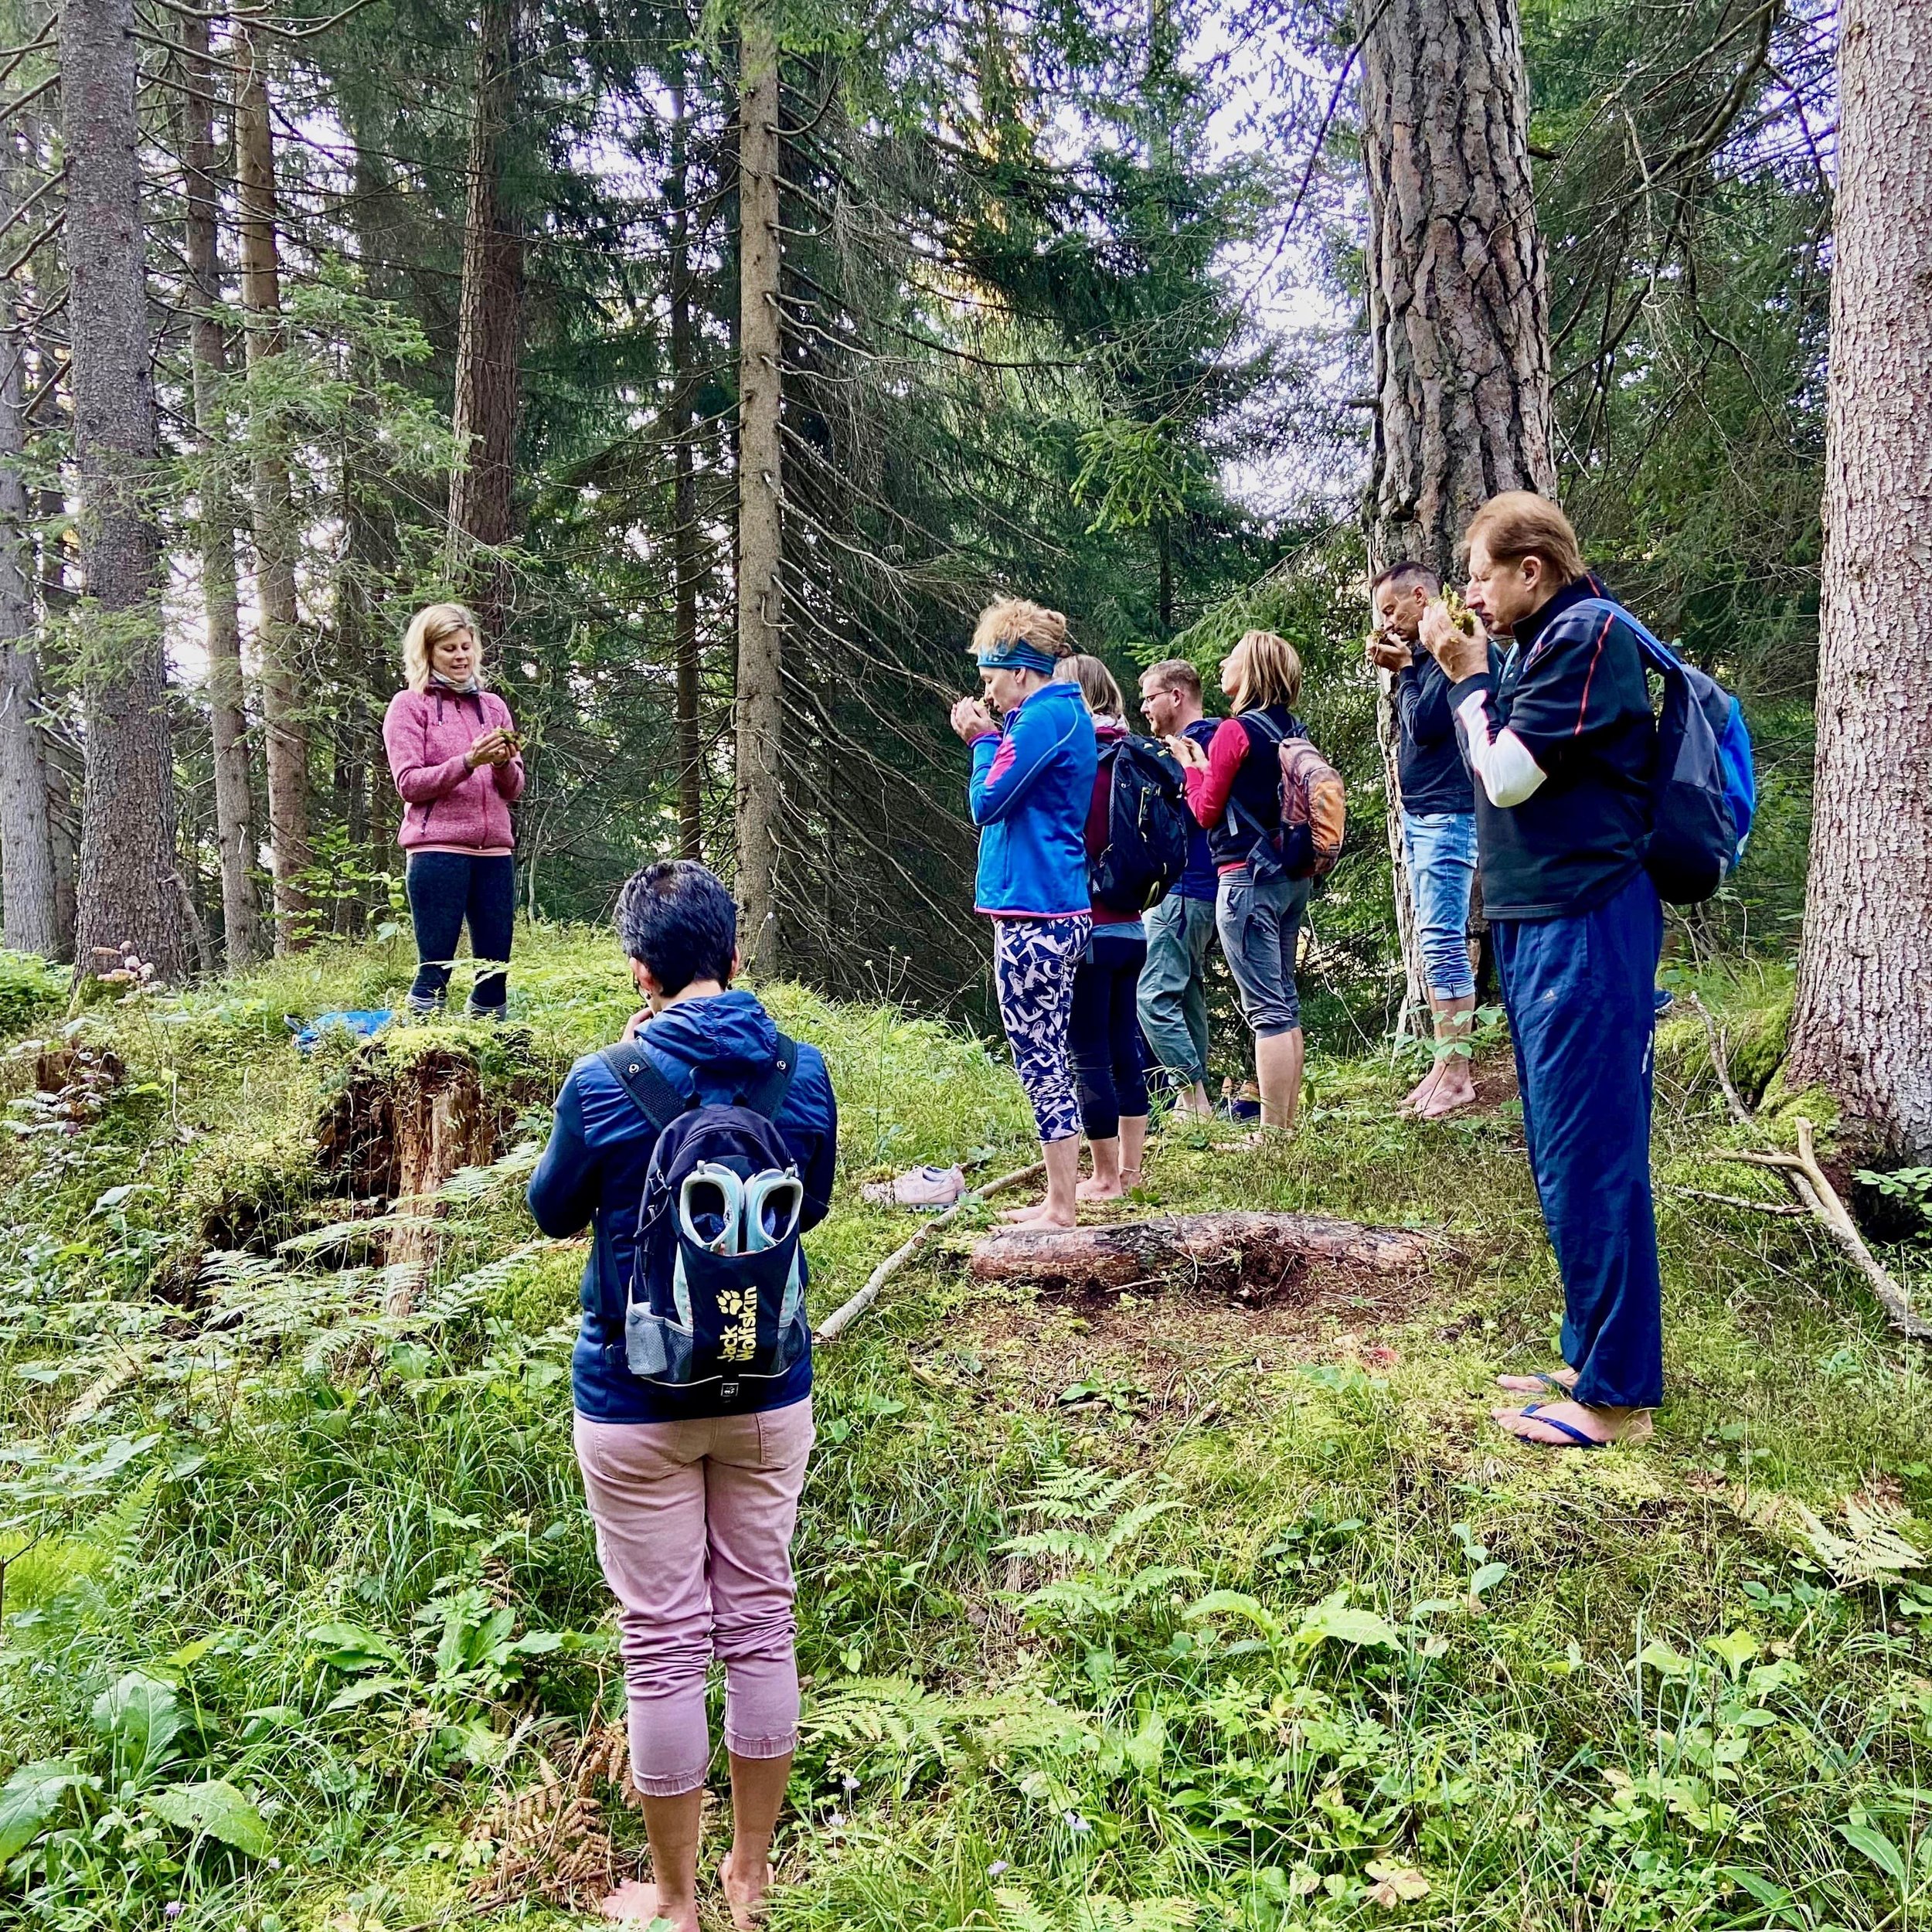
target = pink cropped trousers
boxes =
[573,1399,814,1797]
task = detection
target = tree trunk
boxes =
[735,12,783,975]
[968,1213,1432,1292]
[1785,0,1932,1159]
[0,146,56,957]
[63,0,188,982]
[1359,0,1553,1029]
[181,12,257,970]
[236,26,311,954]
[671,81,705,862]
[447,0,523,646]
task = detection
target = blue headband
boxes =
[975,638,1057,675]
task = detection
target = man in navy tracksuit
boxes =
[1421,492,1662,1451]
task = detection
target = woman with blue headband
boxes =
[949,597,1097,1228]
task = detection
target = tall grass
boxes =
[0,928,1927,1929]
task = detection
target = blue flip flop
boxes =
[1509,1401,1608,1451]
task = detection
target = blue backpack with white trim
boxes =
[597,1036,808,1399]
[1572,598,1755,905]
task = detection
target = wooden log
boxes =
[968,1212,1431,1293]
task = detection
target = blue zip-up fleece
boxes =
[968,679,1097,917]
[526,989,838,1423]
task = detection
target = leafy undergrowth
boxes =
[2,930,1930,1930]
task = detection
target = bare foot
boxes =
[719,1851,772,1929]
[1000,1200,1077,1229]
[1417,1071,1477,1119]
[600,1878,692,1930]
[1495,1368,1578,1395]
[1076,1175,1124,1202]
[1119,1168,1141,1192]
[1491,1400,1654,1450]
[1399,1063,1442,1116]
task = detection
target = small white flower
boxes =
[988,1860,1009,1876]
[841,1772,859,1791]
[1063,1811,1091,1834]
[828,1811,847,1828]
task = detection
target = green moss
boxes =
[0,947,65,1034]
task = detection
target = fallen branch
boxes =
[1715,1119,1930,1342]
[1664,1183,1810,1218]
[814,1159,1045,1345]
[968,1211,1430,1292]
[1688,991,1753,1128]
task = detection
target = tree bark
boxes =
[30,335,77,962]
[63,0,188,981]
[180,12,257,970]
[236,26,311,954]
[1785,0,1932,1159]
[0,143,56,957]
[969,1213,1432,1291]
[1359,0,1553,1029]
[735,11,784,976]
[1360,0,1555,570]
[447,0,523,646]
[671,80,705,862]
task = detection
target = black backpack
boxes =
[1091,734,1191,913]
[599,1036,809,1400]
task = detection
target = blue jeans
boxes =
[1494,870,1665,1410]
[1137,893,1215,1088]
[1216,866,1311,1040]
[1401,810,1477,1001]
[406,851,515,1012]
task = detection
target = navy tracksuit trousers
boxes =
[1492,869,1665,1410]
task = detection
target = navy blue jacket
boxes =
[527,989,838,1423]
[1393,644,1475,815]
[968,678,1097,917]
[1449,578,1656,921]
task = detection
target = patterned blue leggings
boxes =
[992,914,1092,1144]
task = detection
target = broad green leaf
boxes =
[1183,1591,1285,1644]
[1705,1629,1760,1675]
[308,1621,406,1672]
[325,1674,411,1712]
[1468,1562,1510,1598]
[1720,1866,1791,1907]
[1636,1641,1692,1676]
[145,1778,272,1857]
[1838,1819,1907,1886]
[90,1672,182,1787]
[1297,1592,1403,1652]
[0,1761,89,1863]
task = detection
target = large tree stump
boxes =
[313,1033,545,1313]
[969,1213,1430,1299]
[384,1051,496,1309]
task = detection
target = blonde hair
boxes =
[1054,652,1126,719]
[1464,492,1585,587]
[1227,629,1302,713]
[402,601,485,692]
[970,597,1072,659]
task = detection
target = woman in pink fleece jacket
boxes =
[382,603,526,1018]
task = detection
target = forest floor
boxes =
[3,927,1930,1932]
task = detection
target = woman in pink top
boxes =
[381,603,526,1017]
